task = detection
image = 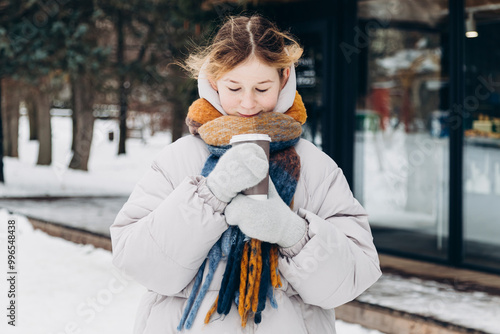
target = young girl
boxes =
[110,15,381,334]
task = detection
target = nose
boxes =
[240,91,257,111]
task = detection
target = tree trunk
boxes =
[118,81,129,155]
[34,79,52,166]
[25,95,38,140]
[117,10,128,155]
[2,78,21,158]
[71,81,77,151]
[69,73,95,171]
[170,98,185,142]
[0,78,4,183]
[167,63,189,142]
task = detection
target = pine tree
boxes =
[98,0,215,153]
[0,1,59,176]
[0,0,111,172]
[62,1,110,171]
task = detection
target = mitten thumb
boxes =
[268,180,306,248]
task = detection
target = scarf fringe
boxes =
[201,240,281,328]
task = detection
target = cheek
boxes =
[219,93,237,110]
[260,91,280,111]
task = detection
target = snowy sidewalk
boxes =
[0,210,144,334]
[353,273,500,333]
[0,209,382,334]
[0,196,127,236]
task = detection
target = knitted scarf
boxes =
[177,92,307,331]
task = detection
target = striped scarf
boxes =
[177,92,307,330]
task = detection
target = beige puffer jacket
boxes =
[110,135,381,334]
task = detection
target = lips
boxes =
[238,111,262,117]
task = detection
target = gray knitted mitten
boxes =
[224,180,306,248]
[206,143,269,203]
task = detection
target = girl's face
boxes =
[210,57,290,117]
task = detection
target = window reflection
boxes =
[463,0,500,270]
[355,0,449,257]
[296,31,324,148]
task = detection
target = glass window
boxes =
[463,0,500,270]
[355,0,450,258]
[295,29,325,148]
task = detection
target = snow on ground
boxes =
[359,274,500,334]
[0,209,146,334]
[1,115,170,197]
[0,210,382,334]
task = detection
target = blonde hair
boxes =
[183,15,303,81]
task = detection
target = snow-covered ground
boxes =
[0,210,145,334]
[0,115,382,334]
[358,274,500,334]
[1,115,170,197]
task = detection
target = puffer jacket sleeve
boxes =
[110,138,228,296]
[278,140,381,309]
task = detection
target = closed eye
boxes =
[228,87,240,92]
[256,88,269,93]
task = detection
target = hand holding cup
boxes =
[206,143,268,203]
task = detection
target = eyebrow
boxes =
[224,79,274,84]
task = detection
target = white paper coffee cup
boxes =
[230,134,271,200]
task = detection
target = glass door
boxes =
[463,0,500,270]
[292,20,328,149]
[355,0,450,258]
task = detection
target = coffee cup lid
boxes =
[230,134,271,144]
